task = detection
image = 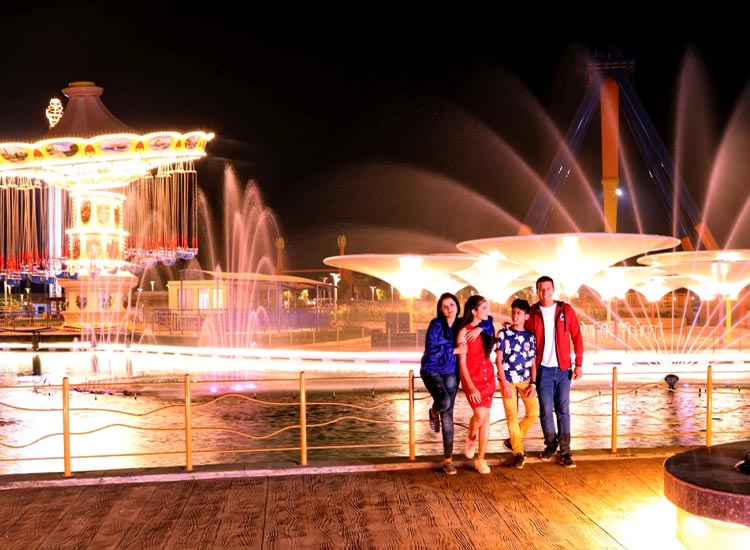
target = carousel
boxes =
[0,81,213,328]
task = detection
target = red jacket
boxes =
[525,301,583,370]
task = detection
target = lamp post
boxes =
[330,273,340,325]
[370,286,376,302]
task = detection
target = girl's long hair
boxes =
[458,295,493,356]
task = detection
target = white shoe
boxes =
[473,458,490,474]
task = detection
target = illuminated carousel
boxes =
[0,81,213,328]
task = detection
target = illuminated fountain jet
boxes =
[0,81,213,328]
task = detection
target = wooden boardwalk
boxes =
[0,452,688,550]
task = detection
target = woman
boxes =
[419,292,462,475]
[456,295,495,474]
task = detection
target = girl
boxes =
[456,295,495,474]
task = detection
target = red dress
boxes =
[461,324,496,409]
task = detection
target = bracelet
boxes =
[529,381,536,386]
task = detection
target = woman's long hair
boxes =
[458,295,493,356]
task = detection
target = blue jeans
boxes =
[537,366,573,454]
[420,369,458,458]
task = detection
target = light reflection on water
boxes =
[2,379,748,475]
[0,350,748,475]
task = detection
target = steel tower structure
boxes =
[519,48,718,252]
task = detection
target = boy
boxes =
[495,298,539,469]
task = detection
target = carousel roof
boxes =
[0,80,213,191]
[44,81,136,138]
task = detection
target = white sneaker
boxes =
[473,458,490,474]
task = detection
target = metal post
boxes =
[610,367,618,453]
[184,374,193,471]
[300,372,307,466]
[62,377,72,478]
[706,365,712,447]
[409,370,415,461]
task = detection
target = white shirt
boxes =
[540,303,558,367]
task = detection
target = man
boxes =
[525,275,583,468]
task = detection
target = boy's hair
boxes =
[510,298,530,314]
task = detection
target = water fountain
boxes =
[317,47,749,355]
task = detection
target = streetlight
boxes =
[370,286,376,302]
[150,280,155,292]
[330,273,340,325]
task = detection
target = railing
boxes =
[0,311,64,331]
[0,365,748,478]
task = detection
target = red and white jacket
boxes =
[525,301,583,371]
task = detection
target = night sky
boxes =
[2,3,748,271]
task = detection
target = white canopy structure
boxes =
[323,253,475,298]
[457,233,681,296]
[637,250,750,300]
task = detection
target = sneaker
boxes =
[559,453,576,468]
[464,435,478,459]
[473,458,491,474]
[442,462,457,475]
[428,409,440,433]
[539,447,557,461]
[503,438,513,452]
[512,453,525,470]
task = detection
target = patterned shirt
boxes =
[496,327,537,383]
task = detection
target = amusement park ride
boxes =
[0,81,213,328]
[520,48,718,251]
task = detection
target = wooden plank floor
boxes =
[0,457,687,550]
